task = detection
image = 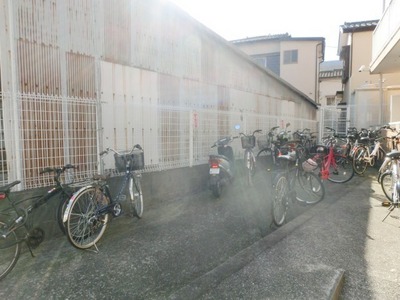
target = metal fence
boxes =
[0,91,318,190]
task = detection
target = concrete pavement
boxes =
[170,169,400,299]
[1,167,399,299]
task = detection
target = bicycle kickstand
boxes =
[86,243,100,254]
[382,204,397,222]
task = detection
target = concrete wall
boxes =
[0,0,318,190]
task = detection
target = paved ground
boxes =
[0,168,399,299]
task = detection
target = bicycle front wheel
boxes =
[66,187,110,249]
[272,175,289,226]
[380,172,393,202]
[352,146,368,175]
[0,221,21,280]
[56,193,71,235]
[129,176,143,218]
[295,171,325,204]
[328,154,354,183]
[256,148,275,171]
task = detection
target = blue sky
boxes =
[169,0,383,61]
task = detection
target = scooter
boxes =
[208,136,238,197]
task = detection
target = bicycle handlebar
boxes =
[40,164,78,184]
[100,144,143,156]
[240,129,262,137]
[40,164,77,175]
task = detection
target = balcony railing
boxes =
[371,0,400,72]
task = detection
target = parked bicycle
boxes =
[352,126,396,175]
[256,126,279,171]
[240,129,262,185]
[381,150,400,221]
[257,123,297,171]
[272,149,325,227]
[0,164,78,280]
[311,127,354,183]
[63,145,144,250]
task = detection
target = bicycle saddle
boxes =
[0,180,21,194]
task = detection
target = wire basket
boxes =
[114,150,144,172]
[302,158,318,172]
[241,135,256,149]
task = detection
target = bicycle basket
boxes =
[241,135,256,149]
[114,150,144,172]
[302,158,318,172]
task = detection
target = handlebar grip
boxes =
[64,164,77,170]
[40,167,54,174]
[99,150,108,156]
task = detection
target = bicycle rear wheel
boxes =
[327,154,354,183]
[129,176,143,218]
[272,175,289,226]
[66,187,110,249]
[0,221,21,280]
[295,171,325,204]
[352,146,368,175]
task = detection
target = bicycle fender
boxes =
[62,185,96,223]
[271,171,285,187]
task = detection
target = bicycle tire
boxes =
[272,175,289,226]
[295,171,325,204]
[66,186,110,249]
[380,172,393,202]
[256,148,275,171]
[129,176,144,218]
[0,221,21,280]
[374,148,386,168]
[352,146,368,175]
[327,154,354,183]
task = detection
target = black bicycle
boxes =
[0,164,78,280]
[63,145,144,250]
[272,150,325,227]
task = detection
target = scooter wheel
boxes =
[211,181,222,198]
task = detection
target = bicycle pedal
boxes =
[112,203,122,217]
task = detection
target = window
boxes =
[252,52,280,75]
[283,49,298,64]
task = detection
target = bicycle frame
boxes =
[357,141,384,166]
[63,171,139,223]
[319,146,336,180]
[1,183,70,239]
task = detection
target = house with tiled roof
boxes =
[231,33,325,103]
[319,60,343,106]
